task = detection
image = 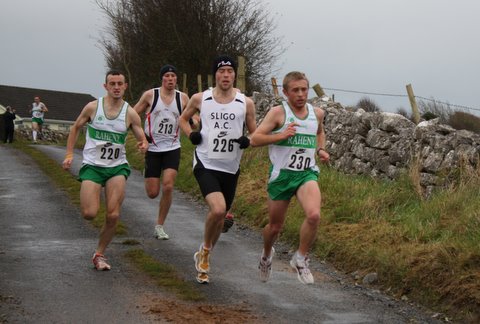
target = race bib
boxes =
[95,142,123,166]
[155,118,175,135]
[207,130,237,160]
[32,110,43,118]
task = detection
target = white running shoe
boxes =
[194,244,210,284]
[154,225,169,240]
[290,252,314,284]
[259,247,275,282]
[92,253,111,271]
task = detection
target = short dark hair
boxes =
[105,69,126,83]
[282,71,309,91]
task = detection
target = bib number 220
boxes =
[100,147,120,160]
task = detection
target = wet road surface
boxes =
[0,144,442,323]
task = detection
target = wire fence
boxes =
[268,80,480,113]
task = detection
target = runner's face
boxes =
[162,72,177,90]
[284,79,309,109]
[104,74,127,99]
[215,67,235,91]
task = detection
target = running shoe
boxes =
[154,225,169,240]
[92,253,111,271]
[290,252,314,284]
[222,213,234,233]
[194,244,210,284]
[259,247,275,282]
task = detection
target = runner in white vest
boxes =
[134,64,190,240]
[179,55,257,284]
[250,71,330,285]
[82,97,129,167]
[30,96,48,143]
[62,70,148,271]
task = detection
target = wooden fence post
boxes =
[207,75,213,89]
[313,83,326,97]
[197,75,202,92]
[182,73,188,94]
[237,56,246,93]
[406,84,420,124]
[271,77,279,97]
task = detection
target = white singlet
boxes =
[194,89,246,174]
[82,97,129,167]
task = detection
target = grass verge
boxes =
[125,249,204,301]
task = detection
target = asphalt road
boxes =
[0,144,442,323]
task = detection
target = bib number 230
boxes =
[288,154,311,170]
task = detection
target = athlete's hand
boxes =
[189,131,202,145]
[138,140,148,154]
[233,136,250,149]
[62,154,73,171]
[317,148,330,163]
[283,122,299,138]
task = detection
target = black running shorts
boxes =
[193,157,240,211]
[144,148,181,178]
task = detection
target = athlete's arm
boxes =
[62,101,96,170]
[245,97,257,135]
[250,105,296,147]
[314,107,329,162]
[181,92,199,128]
[179,92,201,137]
[127,106,148,154]
[41,103,48,112]
[133,89,153,116]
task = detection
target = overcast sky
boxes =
[1,0,479,114]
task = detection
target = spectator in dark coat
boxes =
[4,106,16,143]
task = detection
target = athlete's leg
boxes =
[80,180,102,220]
[263,199,290,258]
[96,175,126,254]
[37,122,43,139]
[295,180,321,256]
[145,177,161,198]
[157,168,177,225]
[203,192,227,249]
[31,122,39,141]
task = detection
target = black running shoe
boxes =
[222,213,234,233]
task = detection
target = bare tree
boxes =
[356,96,381,112]
[96,0,284,101]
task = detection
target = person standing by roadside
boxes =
[179,55,257,284]
[62,69,148,271]
[250,71,330,284]
[30,96,48,143]
[3,106,16,143]
[134,65,190,240]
